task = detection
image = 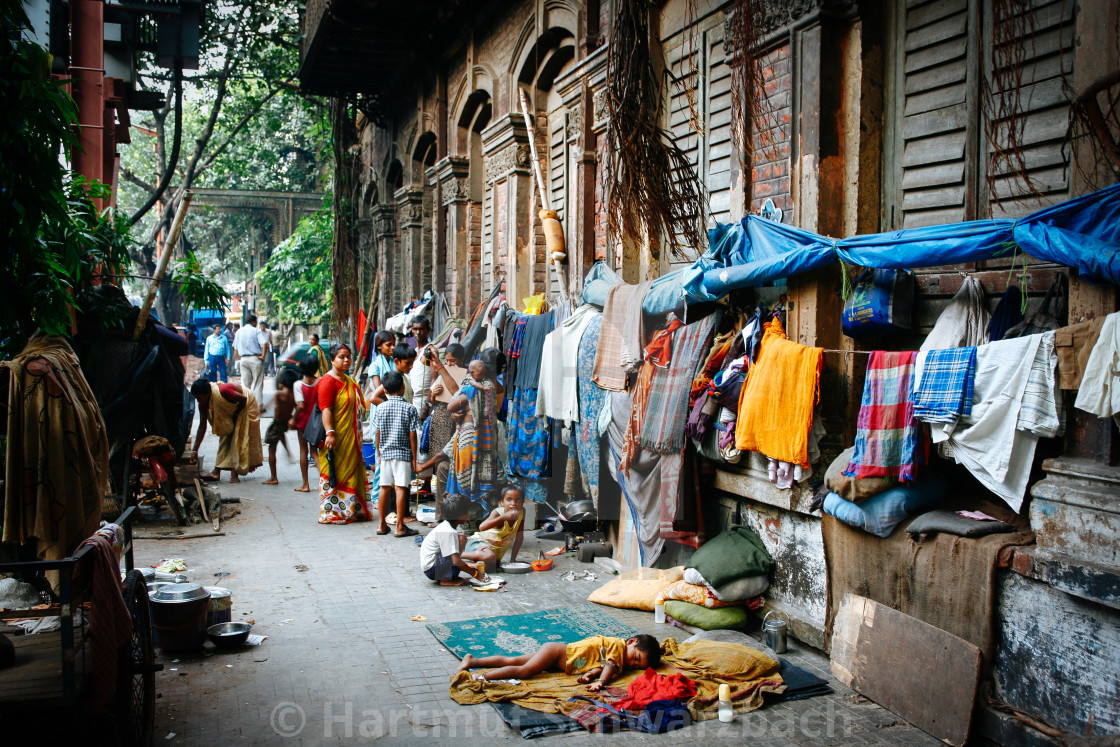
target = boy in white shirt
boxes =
[420,494,496,586]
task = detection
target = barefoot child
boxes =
[373,370,421,536]
[421,493,496,585]
[465,485,525,565]
[262,369,298,485]
[290,354,320,492]
[458,634,661,691]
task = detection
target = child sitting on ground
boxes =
[262,369,298,485]
[457,634,661,691]
[421,493,496,585]
[464,485,525,566]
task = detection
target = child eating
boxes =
[464,485,525,566]
[457,633,661,691]
[421,493,497,585]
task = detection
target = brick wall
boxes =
[750,43,793,214]
[594,131,608,263]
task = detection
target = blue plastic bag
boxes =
[842,269,914,339]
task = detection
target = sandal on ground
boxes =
[394,527,420,537]
[376,527,392,535]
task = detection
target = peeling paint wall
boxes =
[734,499,828,630]
[993,572,1120,735]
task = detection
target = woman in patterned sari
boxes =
[447,353,505,502]
[317,343,372,524]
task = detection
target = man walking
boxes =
[204,324,231,382]
[234,313,266,406]
[258,318,274,376]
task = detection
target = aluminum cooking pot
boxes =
[560,499,596,522]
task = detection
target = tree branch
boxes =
[120,166,156,194]
[197,86,284,174]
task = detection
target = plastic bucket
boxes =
[362,443,377,467]
[150,594,211,652]
[203,587,232,627]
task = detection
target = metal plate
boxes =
[500,562,532,574]
[152,583,209,603]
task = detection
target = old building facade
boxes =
[302,0,1120,742]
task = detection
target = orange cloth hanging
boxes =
[734,318,822,468]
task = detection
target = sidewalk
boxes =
[140,402,939,745]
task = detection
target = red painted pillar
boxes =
[71,0,105,203]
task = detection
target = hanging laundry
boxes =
[620,280,656,373]
[986,286,1024,343]
[643,315,684,369]
[734,317,823,468]
[938,333,1059,512]
[592,282,638,391]
[574,316,608,507]
[920,276,990,351]
[1055,314,1108,390]
[536,304,600,422]
[506,387,552,480]
[1074,312,1120,426]
[639,313,720,454]
[844,351,927,481]
[512,311,554,391]
[912,347,977,427]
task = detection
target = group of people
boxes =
[201,315,283,400]
[188,315,520,579]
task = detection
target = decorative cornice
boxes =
[434,155,471,205]
[372,204,397,238]
[727,0,858,55]
[484,142,531,183]
[395,187,425,227]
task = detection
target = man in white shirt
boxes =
[234,314,266,406]
[409,316,432,418]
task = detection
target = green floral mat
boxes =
[427,605,638,659]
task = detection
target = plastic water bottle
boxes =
[654,602,666,624]
[718,683,733,722]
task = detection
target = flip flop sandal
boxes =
[376,528,392,535]
[395,527,419,537]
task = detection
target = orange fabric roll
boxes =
[734,318,822,467]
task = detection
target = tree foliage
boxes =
[256,204,333,324]
[1,6,133,357]
[116,0,331,324]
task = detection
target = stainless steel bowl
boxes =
[207,621,251,648]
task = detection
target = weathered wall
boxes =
[993,572,1120,735]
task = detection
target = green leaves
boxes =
[256,202,334,323]
[172,252,231,314]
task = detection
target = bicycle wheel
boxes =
[116,569,156,747]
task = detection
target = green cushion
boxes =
[686,525,774,588]
[664,600,749,630]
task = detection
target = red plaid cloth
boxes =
[844,350,928,480]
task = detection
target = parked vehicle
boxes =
[278,339,334,373]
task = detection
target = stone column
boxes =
[372,205,397,326]
[426,165,445,296]
[396,186,426,306]
[435,155,470,316]
[481,114,532,308]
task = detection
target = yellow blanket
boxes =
[449,638,785,721]
[208,383,263,474]
[735,318,822,467]
[2,336,108,560]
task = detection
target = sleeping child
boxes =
[457,634,661,691]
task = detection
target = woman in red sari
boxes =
[317,344,372,524]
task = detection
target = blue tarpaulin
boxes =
[666,183,1120,307]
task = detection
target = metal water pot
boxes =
[763,610,789,654]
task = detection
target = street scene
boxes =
[2,0,1119,745]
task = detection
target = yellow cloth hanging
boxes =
[523,294,546,315]
[734,318,823,468]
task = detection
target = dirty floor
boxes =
[133,400,939,746]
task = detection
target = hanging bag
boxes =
[1002,273,1068,339]
[303,403,326,448]
[842,269,915,339]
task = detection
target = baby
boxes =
[457,634,661,691]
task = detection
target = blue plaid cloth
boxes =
[373,395,420,463]
[913,347,977,424]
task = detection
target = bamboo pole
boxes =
[132,191,193,341]
[517,89,571,299]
